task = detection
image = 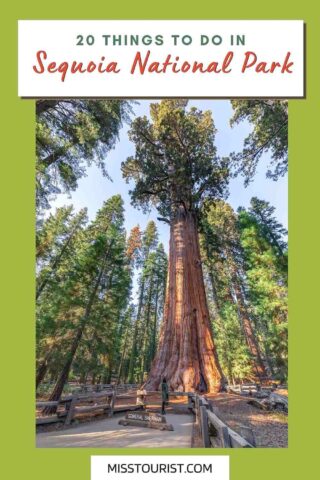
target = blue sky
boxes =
[49,100,288,254]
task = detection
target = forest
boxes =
[36,98,288,402]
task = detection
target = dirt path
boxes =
[207,393,288,448]
[36,412,194,448]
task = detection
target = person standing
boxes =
[136,384,147,410]
[161,378,169,415]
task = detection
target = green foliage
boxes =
[36,100,133,211]
[247,197,288,275]
[122,100,229,220]
[127,221,168,384]
[200,200,253,382]
[36,195,133,389]
[230,100,288,185]
[36,206,88,300]
[200,197,288,383]
[36,208,168,391]
[238,203,288,379]
[36,99,288,392]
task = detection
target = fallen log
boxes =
[255,392,269,399]
[247,399,269,411]
[269,392,288,412]
[248,393,288,412]
[270,392,288,404]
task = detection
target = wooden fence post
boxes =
[109,387,116,417]
[195,395,200,424]
[220,425,231,448]
[207,410,232,448]
[200,405,210,448]
[65,395,78,426]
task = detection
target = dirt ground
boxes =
[36,412,194,448]
[206,392,288,448]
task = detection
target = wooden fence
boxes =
[194,395,255,448]
[37,382,139,396]
[36,385,140,426]
[36,386,255,447]
[227,382,287,396]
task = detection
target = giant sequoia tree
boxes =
[122,100,229,392]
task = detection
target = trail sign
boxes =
[119,411,174,431]
[126,412,165,423]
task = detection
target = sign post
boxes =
[119,411,174,431]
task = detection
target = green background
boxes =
[2,1,318,478]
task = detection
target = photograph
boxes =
[35,98,288,448]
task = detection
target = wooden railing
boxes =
[36,387,256,447]
[36,386,140,426]
[227,382,287,395]
[194,395,255,448]
[36,396,74,425]
[37,382,139,396]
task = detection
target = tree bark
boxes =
[43,326,84,414]
[36,359,49,389]
[36,346,56,389]
[128,277,146,382]
[232,279,268,380]
[36,100,60,115]
[79,371,87,384]
[146,208,225,393]
[148,278,160,369]
[117,326,130,383]
[139,275,154,382]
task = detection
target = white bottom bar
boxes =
[91,455,229,480]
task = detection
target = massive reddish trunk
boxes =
[146,208,225,393]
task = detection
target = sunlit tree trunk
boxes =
[128,280,145,382]
[117,326,130,383]
[148,279,160,370]
[139,276,154,382]
[233,280,268,380]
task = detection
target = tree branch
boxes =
[234,120,288,165]
[157,217,171,225]
[138,130,164,155]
